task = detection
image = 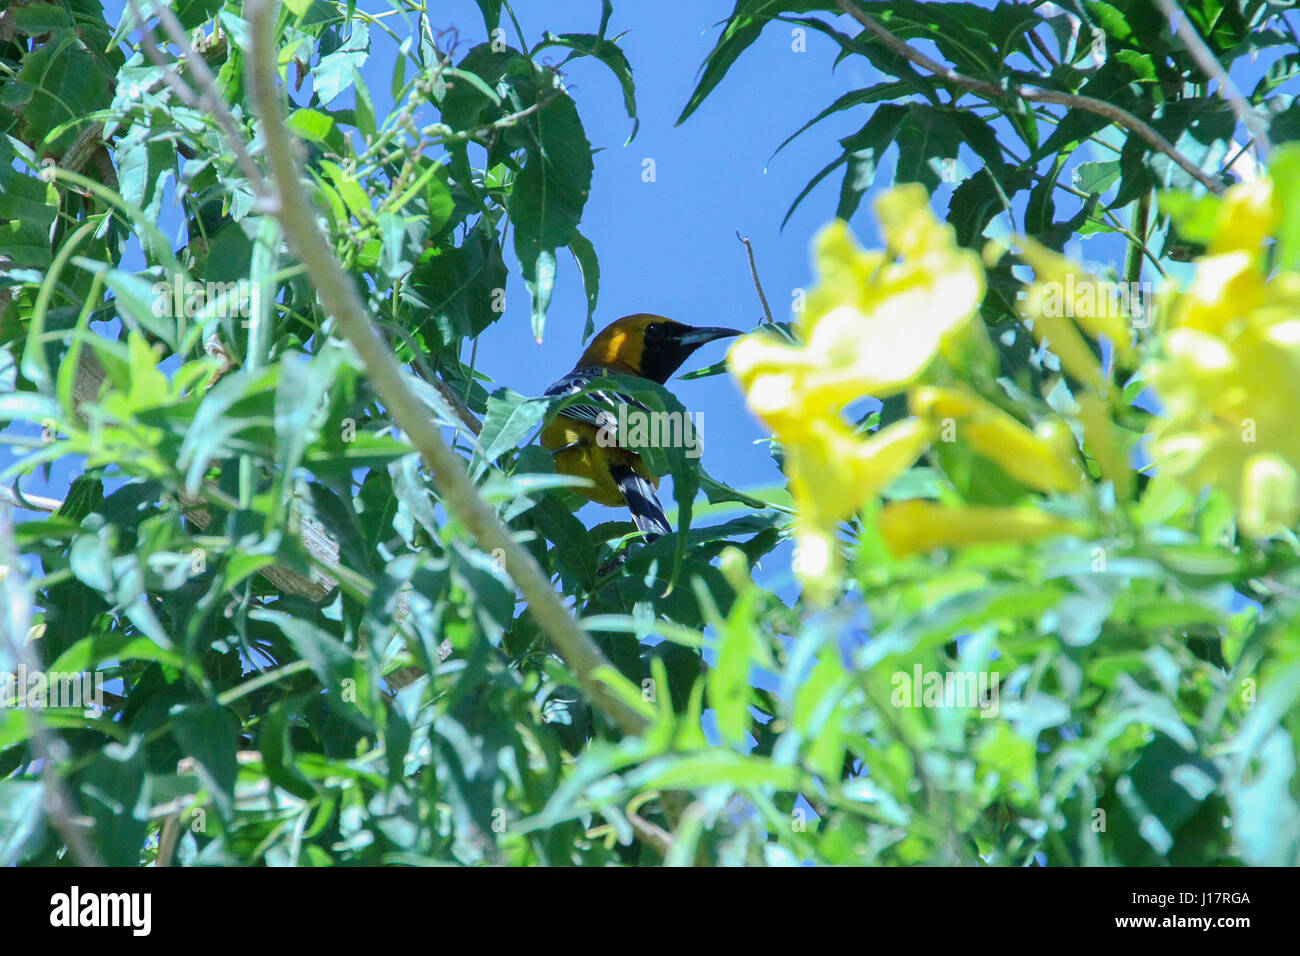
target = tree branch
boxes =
[244,0,649,736]
[834,0,1226,195]
[1151,0,1271,160]
[125,0,268,193]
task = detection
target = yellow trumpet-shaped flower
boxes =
[1145,169,1300,536]
[1016,238,1139,370]
[879,499,1088,558]
[729,183,985,417]
[1207,180,1279,262]
[788,418,933,598]
[1239,453,1300,538]
[910,386,1084,494]
[728,185,984,599]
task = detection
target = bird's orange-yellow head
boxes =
[576,314,741,383]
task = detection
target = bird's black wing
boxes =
[543,366,652,437]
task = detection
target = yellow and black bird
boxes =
[541,314,741,539]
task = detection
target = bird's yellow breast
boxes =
[541,417,659,508]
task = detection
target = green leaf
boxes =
[630,752,804,790]
[351,65,377,139]
[102,268,180,349]
[1229,655,1300,867]
[377,211,423,281]
[836,104,907,221]
[49,631,195,679]
[439,45,515,133]
[176,0,225,29]
[177,365,280,493]
[476,388,549,468]
[474,0,504,33]
[0,391,59,424]
[678,1,832,125]
[1033,61,1141,162]
[892,104,966,195]
[15,29,114,154]
[424,167,455,235]
[409,223,507,342]
[286,108,346,152]
[568,230,600,340]
[1073,159,1122,195]
[274,349,341,494]
[527,494,600,588]
[115,129,178,223]
[249,608,354,691]
[769,82,909,167]
[535,32,639,141]
[170,702,239,819]
[709,606,759,746]
[0,218,52,269]
[313,21,370,104]
[948,168,1027,246]
[0,170,57,233]
[506,65,594,341]
[79,739,149,867]
[1145,98,1235,193]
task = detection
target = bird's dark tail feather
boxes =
[610,464,671,540]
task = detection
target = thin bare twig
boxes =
[834,0,1226,195]
[1151,0,1271,160]
[736,232,775,325]
[155,812,182,867]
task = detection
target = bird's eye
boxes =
[644,323,666,342]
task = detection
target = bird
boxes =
[541,314,741,539]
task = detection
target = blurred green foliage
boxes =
[0,0,1297,866]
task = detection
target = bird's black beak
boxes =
[677,326,743,348]
[639,323,744,383]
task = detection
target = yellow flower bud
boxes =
[879,500,1088,558]
[910,386,1082,494]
